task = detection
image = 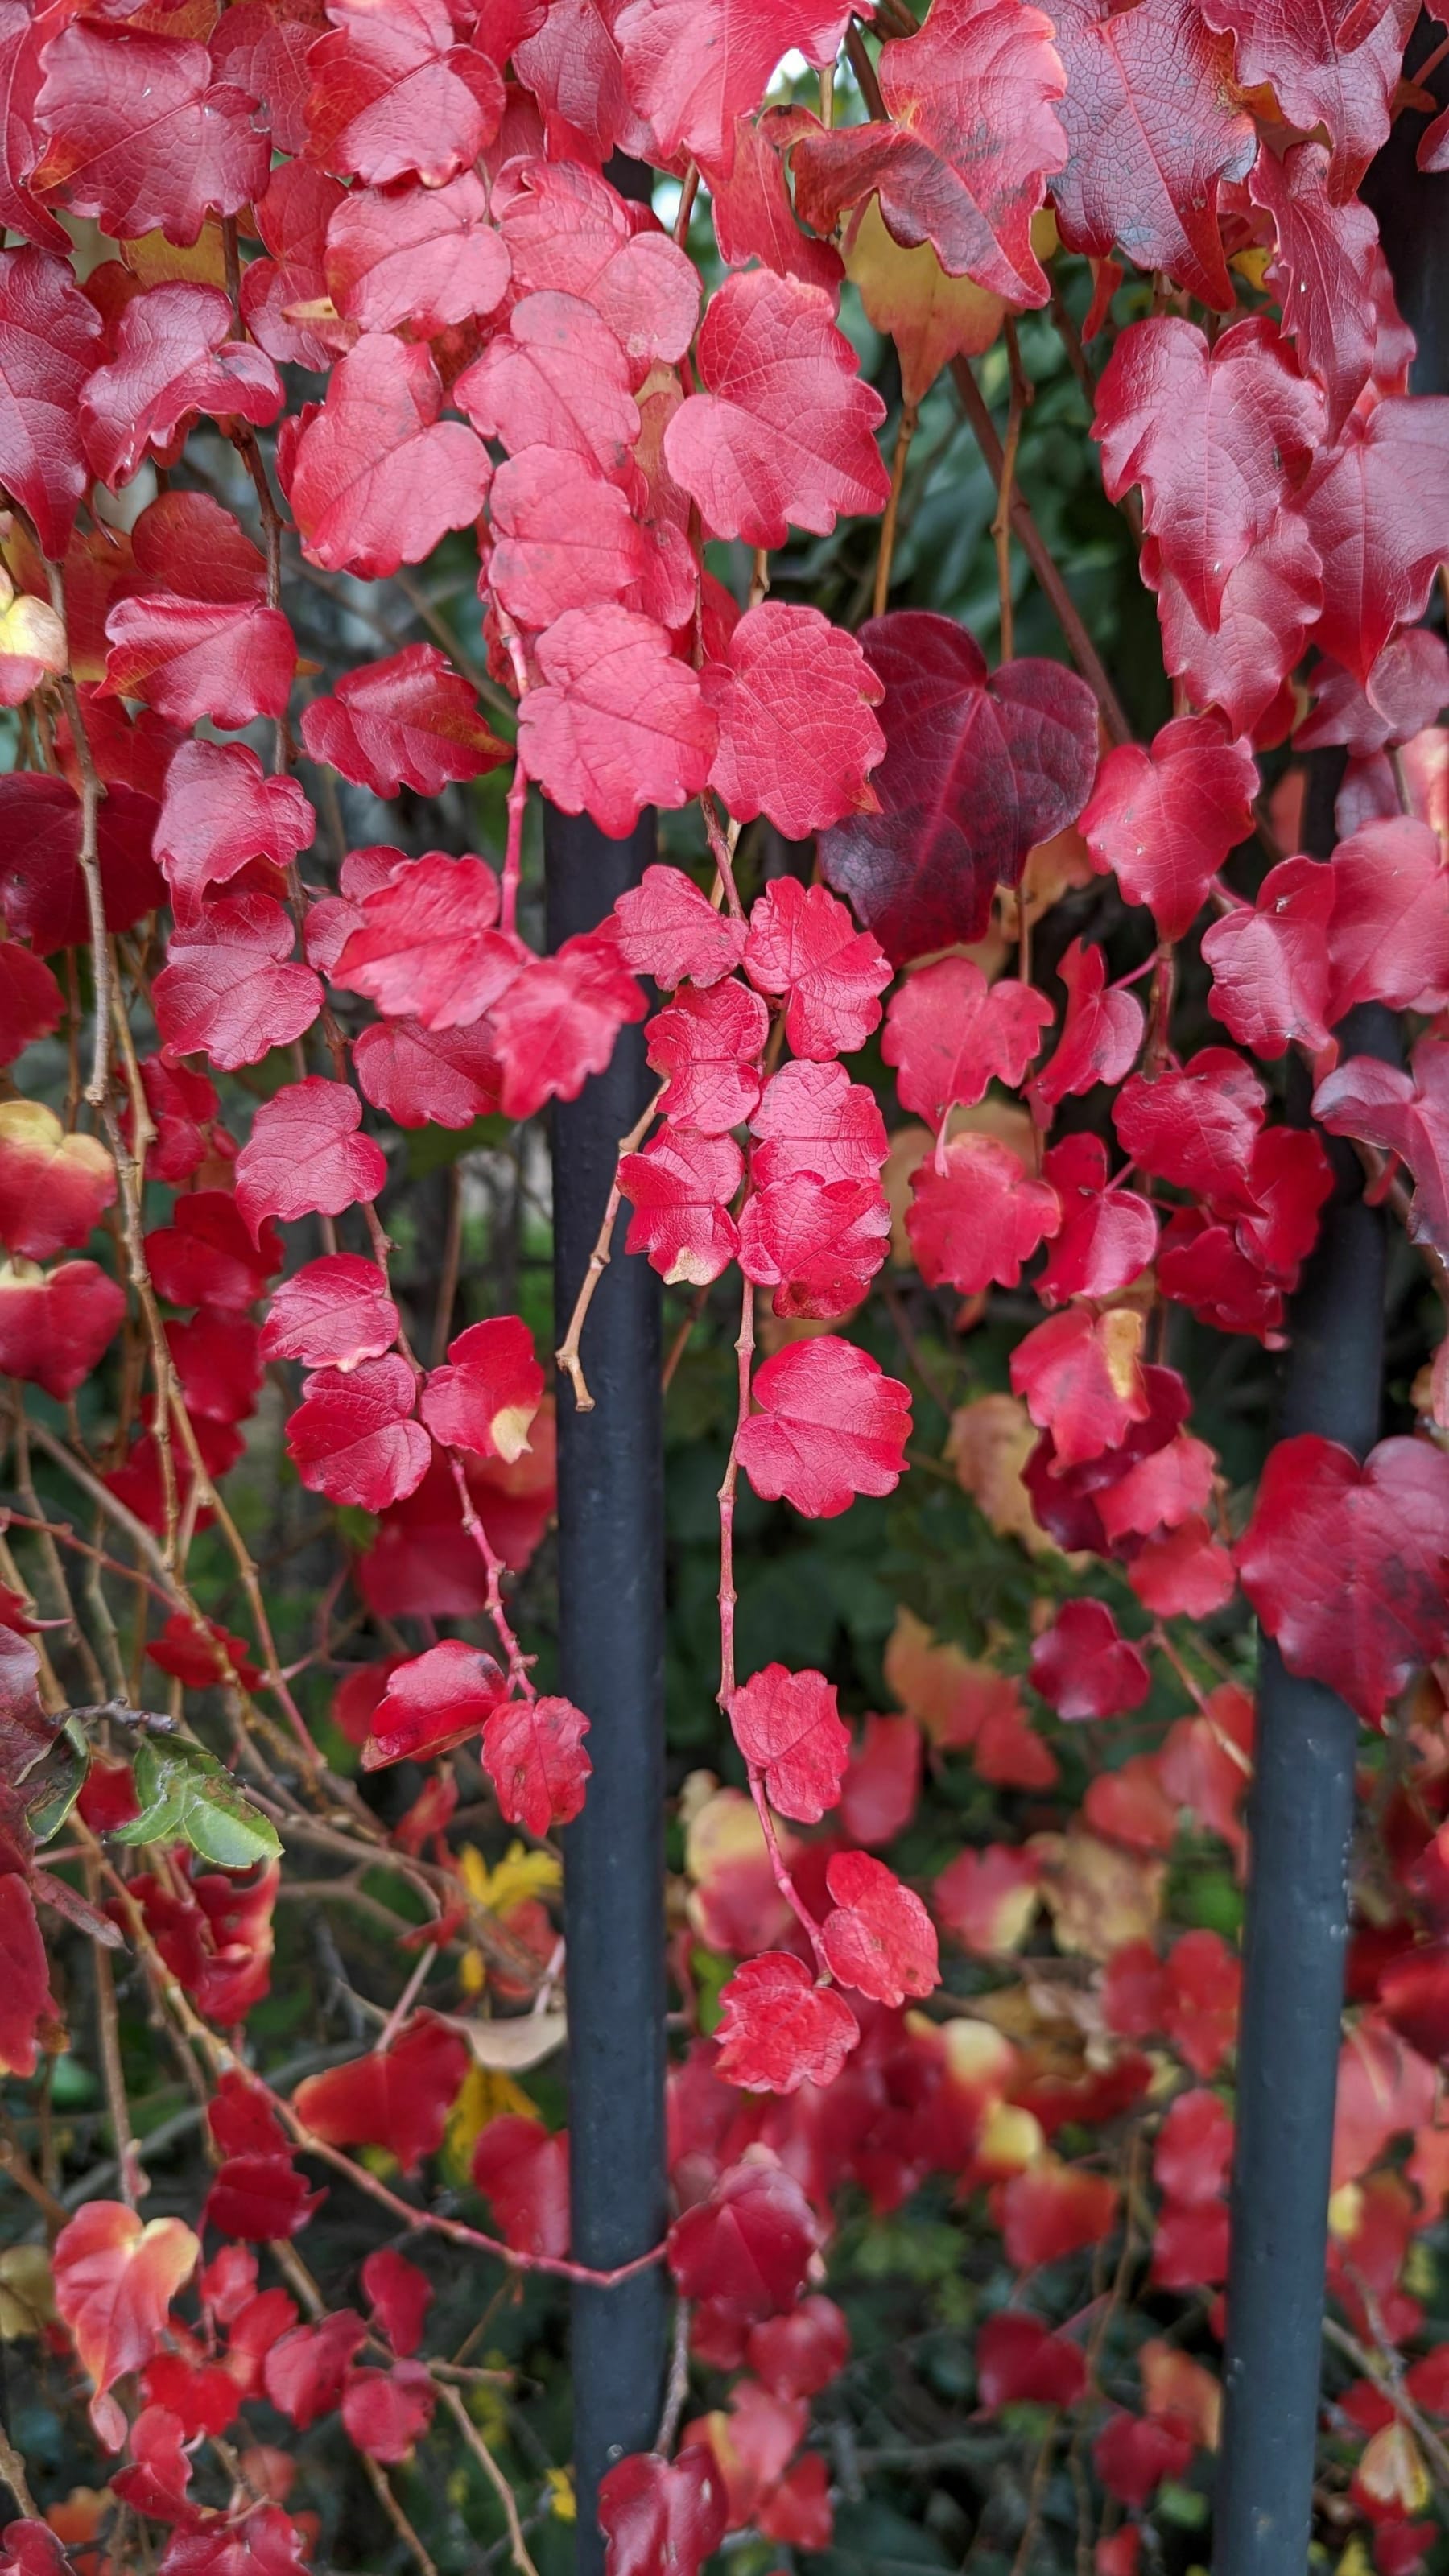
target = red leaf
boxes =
[713,110,841,292]
[1298,396,1449,683]
[341,2360,435,2462]
[976,2311,1088,2410]
[820,609,1099,962]
[597,2447,729,2576]
[667,2154,820,2320]
[1080,715,1257,941]
[1315,1041,1449,1254]
[704,598,885,837]
[147,1189,281,1313]
[662,268,890,546]
[155,738,314,920]
[1031,937,1145,1117]
[141,1058,232,1186]
[614,863,749,989]
[907,1134,1060,1294]
[883,957,1053,1126]
[1049,0,1253,308]
[1250,138,1381,437]
[1299,630,1449,759]
[304,0,502,184]
[1093,313,1323,629]
[354,1016,502,1129]
[1037,1133,1158,1304]
[493,934,648,1121]
[0,1875,49,2079]
[614,0,849,174]
[80,283,282,492]
[1324,818,1449,1018]
[204,2155,321,2244]
[54,2202,200,2450]
[102,592,295,734]
[234,1076,386,1238]
[1236,1432,1449,1725]
[933,1843,1042,1955]
[286,1354,431,1510]
[292,2013,469,2173]
[620,1126,742,1284]
[1200,857,1334,1056]
[518,604,717,838]
[1126,1516,1236,1618]
[153,894,322,1072]
[0,773,164,952]
[0,247,102,559]
[727,1662,849,1823]
[0,1257,126,1402]
[481,1693,592,1835]
[738,1172,890,1319]
[714,1951,859,2093]
[260,1253,399,1373]
[513,0,649,163]
[287,333,493,575]
[327,168,510,336]
[819,1850,939,2006]
[1094,2411,1194,2511]
[736,1335,911,1519]
[361,1639,506,1769]
[495,153,700,378]
[1197,0,1414,197]
[787,0,1067,301]
[332,849,518,1026]
[997,2157,1118,2268]
[749,1059,888,1187]
[1147,506,1323,748]
[1113,1048,1265,1208]
[0,1100,113,1259]
[1154,2086,1234,2205]
[471,2115,570,2256]
[742,876,891,1059]
[362,2248,431,2357]
[242,158,345,369]
[420,1315,543,1465]
[263,2309,367,2427]
[488,444,646,630]
[148,1608,259,1686]
[747,2296,850,2398]
[0,941,61,1064]
[840,1711,922,1848]
[1029,1597,1151,1721]
[456,286,639,474]
[31,22,269,246]
[1011,1305,1150,1471]
[648,980,768,1134]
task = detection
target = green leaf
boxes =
[111,1736,282,1870]
[23,1718,89,1845]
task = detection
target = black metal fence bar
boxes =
[546,806,669,2573]
[1215,38,1448,2564]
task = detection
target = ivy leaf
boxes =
[112,1737,283,1871]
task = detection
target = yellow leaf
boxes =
[845,195,1009,406]
[443,2060,539,2181]
[545,2467,576,2523]
[0,2244,55,2339]
[945,1392,1058,1558]
[1033,1823,1165,1959]
[461,1839,561,1916]
[121,221,227,288]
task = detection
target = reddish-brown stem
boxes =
[844,18,886,115]
[950,357,1132,745]
[445,1448,535,1699]
[746,1767,829,1970]
[555,1082,667,1409]
[874,399,919,617]
[992,320,1030,661]
[501,755,529,937]
[672,161,700,245]
[716,1270,755,1711]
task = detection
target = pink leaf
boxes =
[234,1076,386,1237]
[285,1354,431,1511]
[736,1336,911,1519]
[481,1693,592,1835]
[714,1952,859,2093]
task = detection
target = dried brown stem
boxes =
[555,1084,667,1410]
[437,2383,542,2576]
[992,319,1030,662]
[873,399,919,617]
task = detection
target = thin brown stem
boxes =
[555,1084,667,1410]
[873,400,919,617]
[992,320,1030,661]
[437,2384,542,2576]
[950,358,1132,745]
[844,19,886,115]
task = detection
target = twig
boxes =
[432,1164,464,1365]
[844,19,885,116]
[438,2381,543,2576]
[361,2451,441,2576]
[88,1856,142,2207]
[445,1451,535,1699]
[874,400,919,616]
[950,358,1132,745]
[672,163,700,245]
[716,1269,755,1709]
[992,320,1030,662]
[654,2297,693,2454]
[555,1084,667,1410]
[0,2426,38,2520]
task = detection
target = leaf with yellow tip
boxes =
[845,195,1009,405]
[0,567,65,704]
[442,2059,539,2182]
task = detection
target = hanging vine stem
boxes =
[554,1080,668,1410]
[873,398,919,617]
[436,2384,543,2576]
[992,318,1030,661]
[445,1450,536,1699]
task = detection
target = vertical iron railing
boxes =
[546,805,669,2573]
[1214,35,1448,2570]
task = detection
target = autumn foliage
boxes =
[3,0,1449,2570]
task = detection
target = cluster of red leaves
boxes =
[4,0,1449,2569]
